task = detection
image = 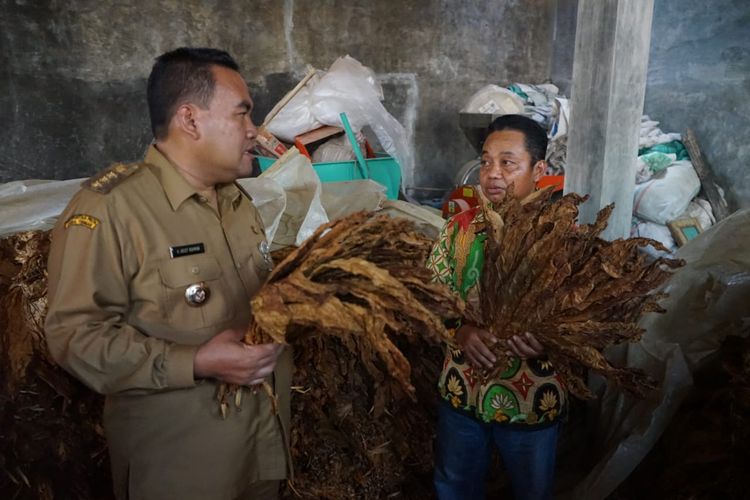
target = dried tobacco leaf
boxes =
[0,231,111,500]
[219,212,464,498]
[478,189,684,399]
[241,212,462,401]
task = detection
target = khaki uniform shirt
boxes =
[45,146,291,500]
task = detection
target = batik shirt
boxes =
[427,205,566,426]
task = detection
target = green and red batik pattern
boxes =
[427,207,566,425]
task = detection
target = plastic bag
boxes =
[635,152,675,184]
[235,177,287,245]
[680,198,715,231]
[638,115,682,149]
[573,208,750,500]
[0,178,83,237]
[255,148,329,248]
[320,180,386,221]
[265,73,323,142]
[310,56,413,182]
[461,84,525,115]
[630,217,676,258]
[312,131,366,164]
[633,160,701,224]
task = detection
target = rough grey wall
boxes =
[0,0,556,193]
[541,0,750,210]
[550,0,578,95]
[644,0,750,209]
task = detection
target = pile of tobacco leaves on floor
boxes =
[0,231,110,500]
[610,334,750,500]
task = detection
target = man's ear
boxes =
[532,160,547,182]
[173,103,201,140]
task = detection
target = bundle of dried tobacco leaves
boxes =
[235,212,464,498]
[472,189,684,399]
[247,212,462,395]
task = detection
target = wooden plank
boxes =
[683,128,730,221]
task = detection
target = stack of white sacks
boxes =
[631,116,716,256]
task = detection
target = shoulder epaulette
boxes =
[83,162,142,194]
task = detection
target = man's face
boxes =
[196,66,257,183]
[478,129,545,203]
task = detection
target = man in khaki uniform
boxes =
[45,48,291,500]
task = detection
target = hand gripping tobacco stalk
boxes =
[216,211,464,417]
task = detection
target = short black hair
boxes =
[486,114,548,164]
[147,47,240,140]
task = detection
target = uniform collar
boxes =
[220,182,244,211]
[144,145,244,211]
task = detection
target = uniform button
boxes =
[185,282,210,306]
[191,266,200,274]
[236,262,242,269]
[198,196,207,203]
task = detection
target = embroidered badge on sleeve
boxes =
[64,214,100,230]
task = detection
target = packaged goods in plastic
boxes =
[633,160,701,224]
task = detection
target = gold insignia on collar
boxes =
[84,162,141,194]
[64,214,100,230]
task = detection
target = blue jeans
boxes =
[433,402,559,500]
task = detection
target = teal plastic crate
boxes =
[257,153,400,200]
[257,113,402,200]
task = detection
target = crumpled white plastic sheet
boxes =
[266,55,413,188]
[246,148,329,249]
[311,56,413,182]
[573,208,750,500]
[235,177,286,246]
[0,178,84,237]
[0,150,414,251]
[639,115,682,149]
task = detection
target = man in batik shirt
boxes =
[428,115,566,500]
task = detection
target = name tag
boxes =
[169,243,205,258]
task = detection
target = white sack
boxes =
[633,160,701,224]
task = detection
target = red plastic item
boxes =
[537,175,564,192]
[442,185,481,219]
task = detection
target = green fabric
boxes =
[446,224,488,301]
[639,151,674,175]
[506,84,530,103]
[638,140,690,161]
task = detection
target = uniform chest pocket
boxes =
[158,255,235,330]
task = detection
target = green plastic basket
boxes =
[257,113,401,200]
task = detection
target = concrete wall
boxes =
[0,0,556,193]
[550,0,578,96]
[542,0,750,210]
[644,0,750,210]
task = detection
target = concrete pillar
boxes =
[563,0,655,240]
